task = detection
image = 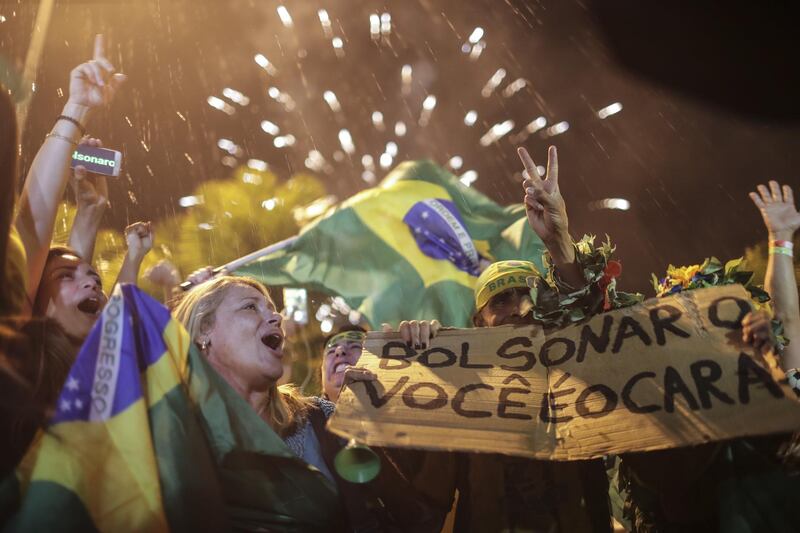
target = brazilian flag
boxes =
[238,160,545,327]
[1,285,339,532]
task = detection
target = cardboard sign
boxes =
[328,285,800,460]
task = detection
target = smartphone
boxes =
[283,288,309,325]
[71,145,123,177]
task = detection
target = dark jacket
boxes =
[308,406,447,532]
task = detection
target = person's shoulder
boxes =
[309,396,336,419]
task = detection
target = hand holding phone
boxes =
[71,144,123,177]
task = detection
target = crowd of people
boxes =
[2,34,800,532]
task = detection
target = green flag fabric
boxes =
[237,160,545,327]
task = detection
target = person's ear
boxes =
[472,311,485,328]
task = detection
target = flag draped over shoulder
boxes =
[238,160,545,327]
[2,285,339,532]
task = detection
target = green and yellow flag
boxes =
[238,160,545,327]
[1,285,339,532]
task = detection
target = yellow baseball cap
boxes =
[474,260,539,311]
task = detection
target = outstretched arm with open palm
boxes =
[750,181,800,371]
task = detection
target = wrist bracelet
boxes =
[769,246,794,257]
[45,132,79,146]
[56,115,87,136]
[771,239,794,249]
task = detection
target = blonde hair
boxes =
[172,275,312,436]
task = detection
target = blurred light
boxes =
[468,27,484,44]
[323,90,341,112]
[320,318,333,333]
[379,153,393,169]
[448,156,463,170]
[247,159,268,171]
[318,9,332,37]
[369,14,380,40]
[380,12,391,35]
[305,150,327,172]
[526,116,547,133]
[395,121,407,136]
[338,129,355,154]
[464,110,478,126]
[460,170,478,187]
[276,5,293,27]
[597,102,623,119]
[273,135,295,148]
[589,198,631,211]
[222,87,250,106]
[419,95,437,127]
[254,53,278,76]
[217,138,235,151]
[242,172,262,185]
[260,120,280,136]
[361,154,374,169]
[461,43,472,54]
[179,195,203,208]
[481,68,506,98]
[469,42,485,61]
[545,121,569,137]
[267,86,280,99]
[502,78,527,98]
[331,37,345,58]
[221,156,237,167]
[401,64,412,95]
[362,170,376,184]
[479,119,515,146]
[207,96,234,115]
[371,111,385,130]
[333,150,345,162]
[385,141,398,157]
[198,222,214,231]
[262,198,277,210]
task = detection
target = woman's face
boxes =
[203,284,285,392]
[37,253,107,339]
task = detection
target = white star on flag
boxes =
[421,211,429,219]
[66,376,80,391]
[74,398,83,409]
[60,399,71,412]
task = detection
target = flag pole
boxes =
[179,235,299,291]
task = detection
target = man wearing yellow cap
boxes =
[445,146,624,532]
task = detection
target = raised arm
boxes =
[14,34,126,305]
[68,138,109,262]
[115,222,153,286]
[517,146,584,288]
[749,181,800,370]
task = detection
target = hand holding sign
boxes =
[68,34,127,110]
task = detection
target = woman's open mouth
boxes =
[261,332,284,351]
[76,297,102,316]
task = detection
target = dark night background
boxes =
[2,0,799,294]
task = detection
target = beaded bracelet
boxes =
[769,246,794,257]
[56,115,86,136]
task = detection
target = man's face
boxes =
[36,254,107,339]
[473,287,534,328]
[322,338,364,402]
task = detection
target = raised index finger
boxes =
[93,34,106,61]
[517,147,541,181]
